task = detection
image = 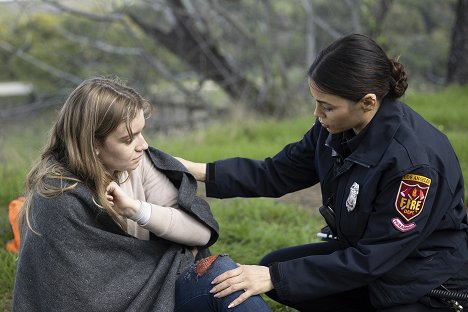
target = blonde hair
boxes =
[20,77,152,232]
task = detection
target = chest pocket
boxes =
[337,173,374,244]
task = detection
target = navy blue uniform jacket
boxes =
[205,99,468,308]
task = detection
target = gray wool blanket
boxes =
[13,147,219,312]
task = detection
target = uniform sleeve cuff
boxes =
[206,162,215,182]
[205,162,222,198]
[269,262,288,300]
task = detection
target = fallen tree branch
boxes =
[0,40,82,84]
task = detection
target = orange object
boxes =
[196,255,219,277]
[6,196,25,253]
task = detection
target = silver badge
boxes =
[346,182,359,212]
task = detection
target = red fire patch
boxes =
[395,174,431,221]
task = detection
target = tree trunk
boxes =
[368,0,394,40]
[126,0,262,109]
[301,0,317,65]
[447,0,468,84]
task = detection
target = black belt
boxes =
[428,285,468,311]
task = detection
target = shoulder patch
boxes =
[391,217,416,232]
[394,174,431,221]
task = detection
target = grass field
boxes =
[0,86,467,311]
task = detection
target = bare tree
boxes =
[367,0,394,40]
[0,40,82,84]
[127,1,262,106]
[345,0,362,33]
[45,0,296,114]
[301,0,317,65]
[1,0,458,119]
[447,0,468,85]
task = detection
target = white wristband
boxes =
[129,200,152,226]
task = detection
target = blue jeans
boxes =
[175,255,272,312]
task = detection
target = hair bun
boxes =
[388,58,408,98]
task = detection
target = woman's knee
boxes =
[194,254,237,279]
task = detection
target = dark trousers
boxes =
[259,241,458,312]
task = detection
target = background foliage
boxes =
[0,0,462,118]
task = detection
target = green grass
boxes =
[210,199,321,264]
[0,86,467,311]
[405,86,468,132]
[0,111,55,312]
[0,252,16,310]
[154,114,315,162]
[209,199,320,311]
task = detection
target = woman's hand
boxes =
[106,181,140,218]
[174,157,207,182]
[210,264,274,309]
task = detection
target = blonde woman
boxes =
[13,78,271,312]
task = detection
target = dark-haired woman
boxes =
[177,34,468,311]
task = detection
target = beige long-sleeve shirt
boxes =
[119,152,211,246]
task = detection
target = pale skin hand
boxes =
[107,181,200,257]
[106,181,140,218]
[174,157,207,182]
[210,264,274,308]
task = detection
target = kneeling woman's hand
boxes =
[106,181,140,218]
[210,264,274,308]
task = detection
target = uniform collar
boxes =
[325,97,402,167]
